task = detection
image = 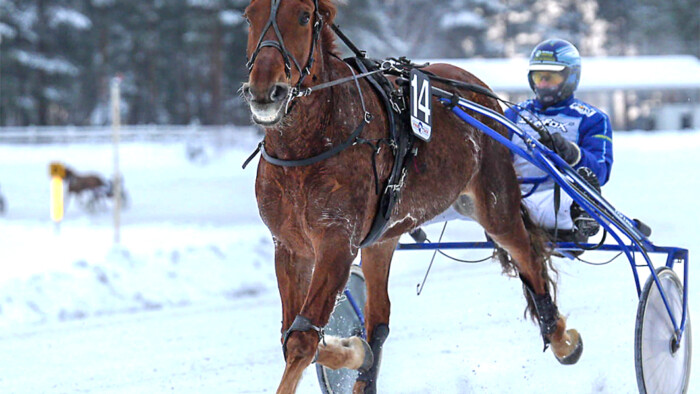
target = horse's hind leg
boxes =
[488,219,582,364]
[468,159,583,365]
[483,205,583,364]
[352,237,398,394]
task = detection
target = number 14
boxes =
[411,73,430,124]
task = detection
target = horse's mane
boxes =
[319,0,338,22]
[319,0,340,56]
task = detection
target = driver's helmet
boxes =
[528,39,581,107]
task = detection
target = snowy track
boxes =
[0,255,660,393]
[0,131,698,393]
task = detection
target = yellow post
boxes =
[50,175,64,222]
[49,162,66,230]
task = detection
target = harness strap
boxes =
[330,23,366,58]
[338,55,371,121]
[241,142,262,169]
[355,138,394,195]
[282,314,325,360]
[348,57,414,248]
[263,121,367,167]
[242,120,367,169]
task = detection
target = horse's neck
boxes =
[263,93,333,160]
[263,53,360,160]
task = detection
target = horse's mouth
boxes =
[248,100,286,126]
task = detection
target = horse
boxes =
[242,1,583,392]
[63,167,125,212]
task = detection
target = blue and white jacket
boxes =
[504,96,613,190]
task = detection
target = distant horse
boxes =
[64,167,126,212]
[242,1,582,393]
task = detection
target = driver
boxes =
[410,39,613,242]
[505,38,613,239]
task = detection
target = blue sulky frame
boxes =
[393,88,689,342]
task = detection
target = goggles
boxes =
[530,71,565,85]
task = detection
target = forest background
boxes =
[0,0,698,127]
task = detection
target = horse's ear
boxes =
[318,0,337,24]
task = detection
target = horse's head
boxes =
[241,0,336,126]
[64,167,74,180]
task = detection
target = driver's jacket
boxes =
[504,96,613,192]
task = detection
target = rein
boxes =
[292,67,385,98]
[288,22,387,98]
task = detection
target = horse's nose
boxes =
[242,83,254,102]
[269,83,290,103]
[242,82,289,104]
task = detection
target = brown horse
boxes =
[64,167,113,212]
[242,1,583,392]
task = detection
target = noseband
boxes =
[246,0,323,108]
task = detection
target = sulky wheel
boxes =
[317,264,367,394]
[635,267,692,393]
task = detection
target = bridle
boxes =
[246,0,323,111]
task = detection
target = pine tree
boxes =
[0,0,89,125]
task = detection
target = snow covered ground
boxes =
[0,128,698,393]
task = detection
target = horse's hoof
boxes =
[358,337,374,373]
[552,329,583,365]
[352,380,368,394]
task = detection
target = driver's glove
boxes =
[542,132,581,166]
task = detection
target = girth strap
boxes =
[345,57,414,248]
[282,314,325,361]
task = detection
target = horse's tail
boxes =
[493,204,557,322]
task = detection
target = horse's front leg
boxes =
[277,234,371,394]
[353,237,398,394]
[273,242,313,394]
[274,243,313,339]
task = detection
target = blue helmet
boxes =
[528,39,581,106]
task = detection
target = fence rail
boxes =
[0,125,259,144]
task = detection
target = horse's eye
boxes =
[299,12,310,25]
